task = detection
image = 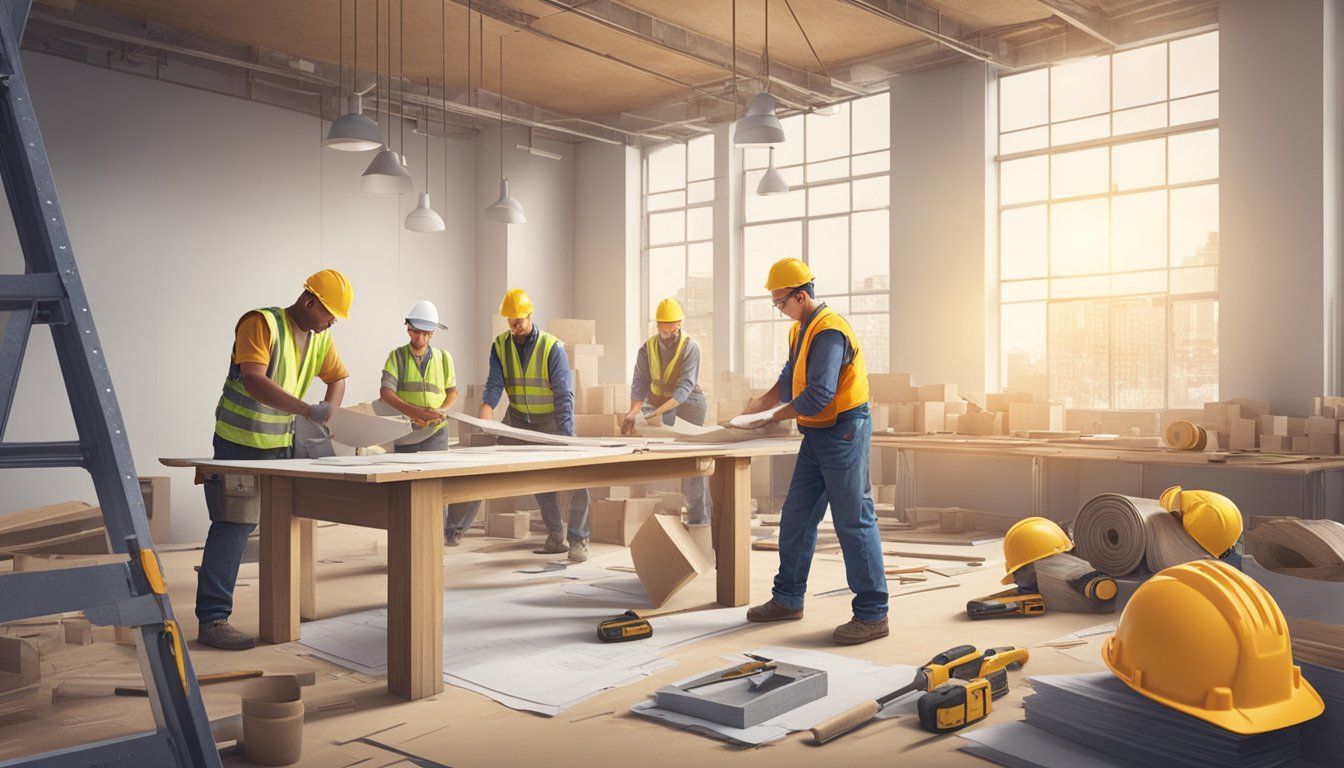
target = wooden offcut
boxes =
[0,500,110,556]
[1246,517,1344,571]
[630,514,713,607]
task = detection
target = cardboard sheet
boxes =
[326,406,416,448]
[450,412,634,447]
[638,416,788,444]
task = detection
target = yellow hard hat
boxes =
[499,288,534,319]
[303,269,353,320]
[1101,559,1322,734]
[1160,486,1243,557]
[655,298,684,323]
[1001,517,1073,585]
[764,257,815,292]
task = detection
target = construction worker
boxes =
[198,269,352,650]
[443,288,591,560]
[379,300,456,448]
[620,297,712,525]
[740,258,888,645]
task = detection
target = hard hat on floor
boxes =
[1160,485,1243,557]
[1001,516,1073,585]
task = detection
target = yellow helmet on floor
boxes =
[764,257,815,291]
[655,298,684,323]
[499,288,534,319]
[303,269,353,320]
[1160,485,1243,557]
[1102,559,1322,734]
[1000,517,1073,585]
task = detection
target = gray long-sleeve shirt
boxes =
[482,327,575,436]
[630,333,702,404]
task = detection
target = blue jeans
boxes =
[195,434,290,624]
[770,405,887,621]
[395,428,451,527]
[650,391,713,525]
[446,410,591,541]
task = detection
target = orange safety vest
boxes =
[788,306,869,428]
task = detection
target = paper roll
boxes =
[1164,420,1207,451]
[1072,494,1209,576]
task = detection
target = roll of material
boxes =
[1035,552,1117,614]
[1072,494,1209,576]
[1164,420,1208,451]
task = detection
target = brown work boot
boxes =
[833,616,889,645]
[534,531,568,554]
[198,619,256,650]
[746,599,804,622]
[568,539,589,563]
[444,530,462,547]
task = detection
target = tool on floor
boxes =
[115,669,266,697]
[949,646,1029,694]
[681,655,777,691]
[809,644,982,743]
[596,610,653,643]
[917,676,994,733]
[966,588,1046,619]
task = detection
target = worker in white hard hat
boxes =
[198,269,352,651]
[379,300,457,449]
[443,288,591,561]
[620,297,712,525]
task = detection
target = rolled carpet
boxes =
[1072,493,1209,576]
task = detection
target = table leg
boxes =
[258,475,299,643]
[710,456,751,607]
[387,478,445,700]
[299,518,316,621]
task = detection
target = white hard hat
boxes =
[405,300,447,331]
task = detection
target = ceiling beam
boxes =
[1033,0,1118,48]
[841,0,1017,68]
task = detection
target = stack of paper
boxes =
[1300,661,1344,761]
[1023,673,1302,768]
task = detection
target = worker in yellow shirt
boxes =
[199,269,352,650]
[740,258,888,645]
[621,297,711,525]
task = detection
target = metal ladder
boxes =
[0,1,221,765]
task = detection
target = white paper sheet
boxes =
[326,407,416,448]
[726,403,787,430]
[450,412,634,447]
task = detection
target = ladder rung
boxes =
[0,273,64,301]
[0,563,142,623]
[0,440,82,467]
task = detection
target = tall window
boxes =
[998,32,1219,409]
[644,134,716,399]
[740,93,891,390]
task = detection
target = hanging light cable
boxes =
[406,3,446,232]
[485,36,525,224]
[734,0,785,146]
[362,0,413,194]
[325,0,381,151]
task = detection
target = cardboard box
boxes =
[958,410,1004,436]
[549,318,596,346]
[944,400,968,416]
[987,391,1035,413]
[918,383,957,403]
[138,476,171,545]
[486,511,530,538]
[1306,416,1337,435]
[1260,435,1288,452]
[574,413,620,437]
[1310,432,1339,455]
[1202,402,1241,431]
[889,403,916,433]
[1287,417,1308,437]
[1229,418,1257,450]
[914,402,944,434]
[486,496,516,515]
[867,373,916,404]
[568,343,604,357]
[630,514,713,607]
[1009,402,1063,432]
[583,385,617,415]
[1256,415,1288,436]
[591,498,661,545]
[944,413,960,433]
[1228,398,1270,419]
[570,354,600,398]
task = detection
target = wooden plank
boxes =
[258,475,299,644]
[386,478,444,701]
[709,456,751,607]
[437,456,712,504]
[292,479,390,529]
[299,518,316,622]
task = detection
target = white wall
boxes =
[574,141,641,386]
[0,52,480,544]
[1220,0,1343,411]
[889,61,995,392]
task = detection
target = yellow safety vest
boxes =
[384,345,455,436]
[495,330,558,417]
[789,306,869,429]
[646,333,689,401]
[215,307,330,449]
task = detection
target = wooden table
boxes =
[872,434,1344,521]
[173,440,797,700]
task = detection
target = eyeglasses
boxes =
[771,289,799,310]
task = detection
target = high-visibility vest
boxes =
[215,307,330,449]
[495,330,558,417]
[385,345,455,436]
[645,333,689,402]
[789,306,869,429]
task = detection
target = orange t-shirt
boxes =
[233,310,348,384]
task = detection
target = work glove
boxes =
[306,401,333,424]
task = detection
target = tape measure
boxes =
[596,610,653,643]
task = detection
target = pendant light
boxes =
[362,0,413,195]
[325,0,381,151]
[734,0,785,146]
[757,146,789,195]
[485,37,525,224]
[405,2,446,232]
